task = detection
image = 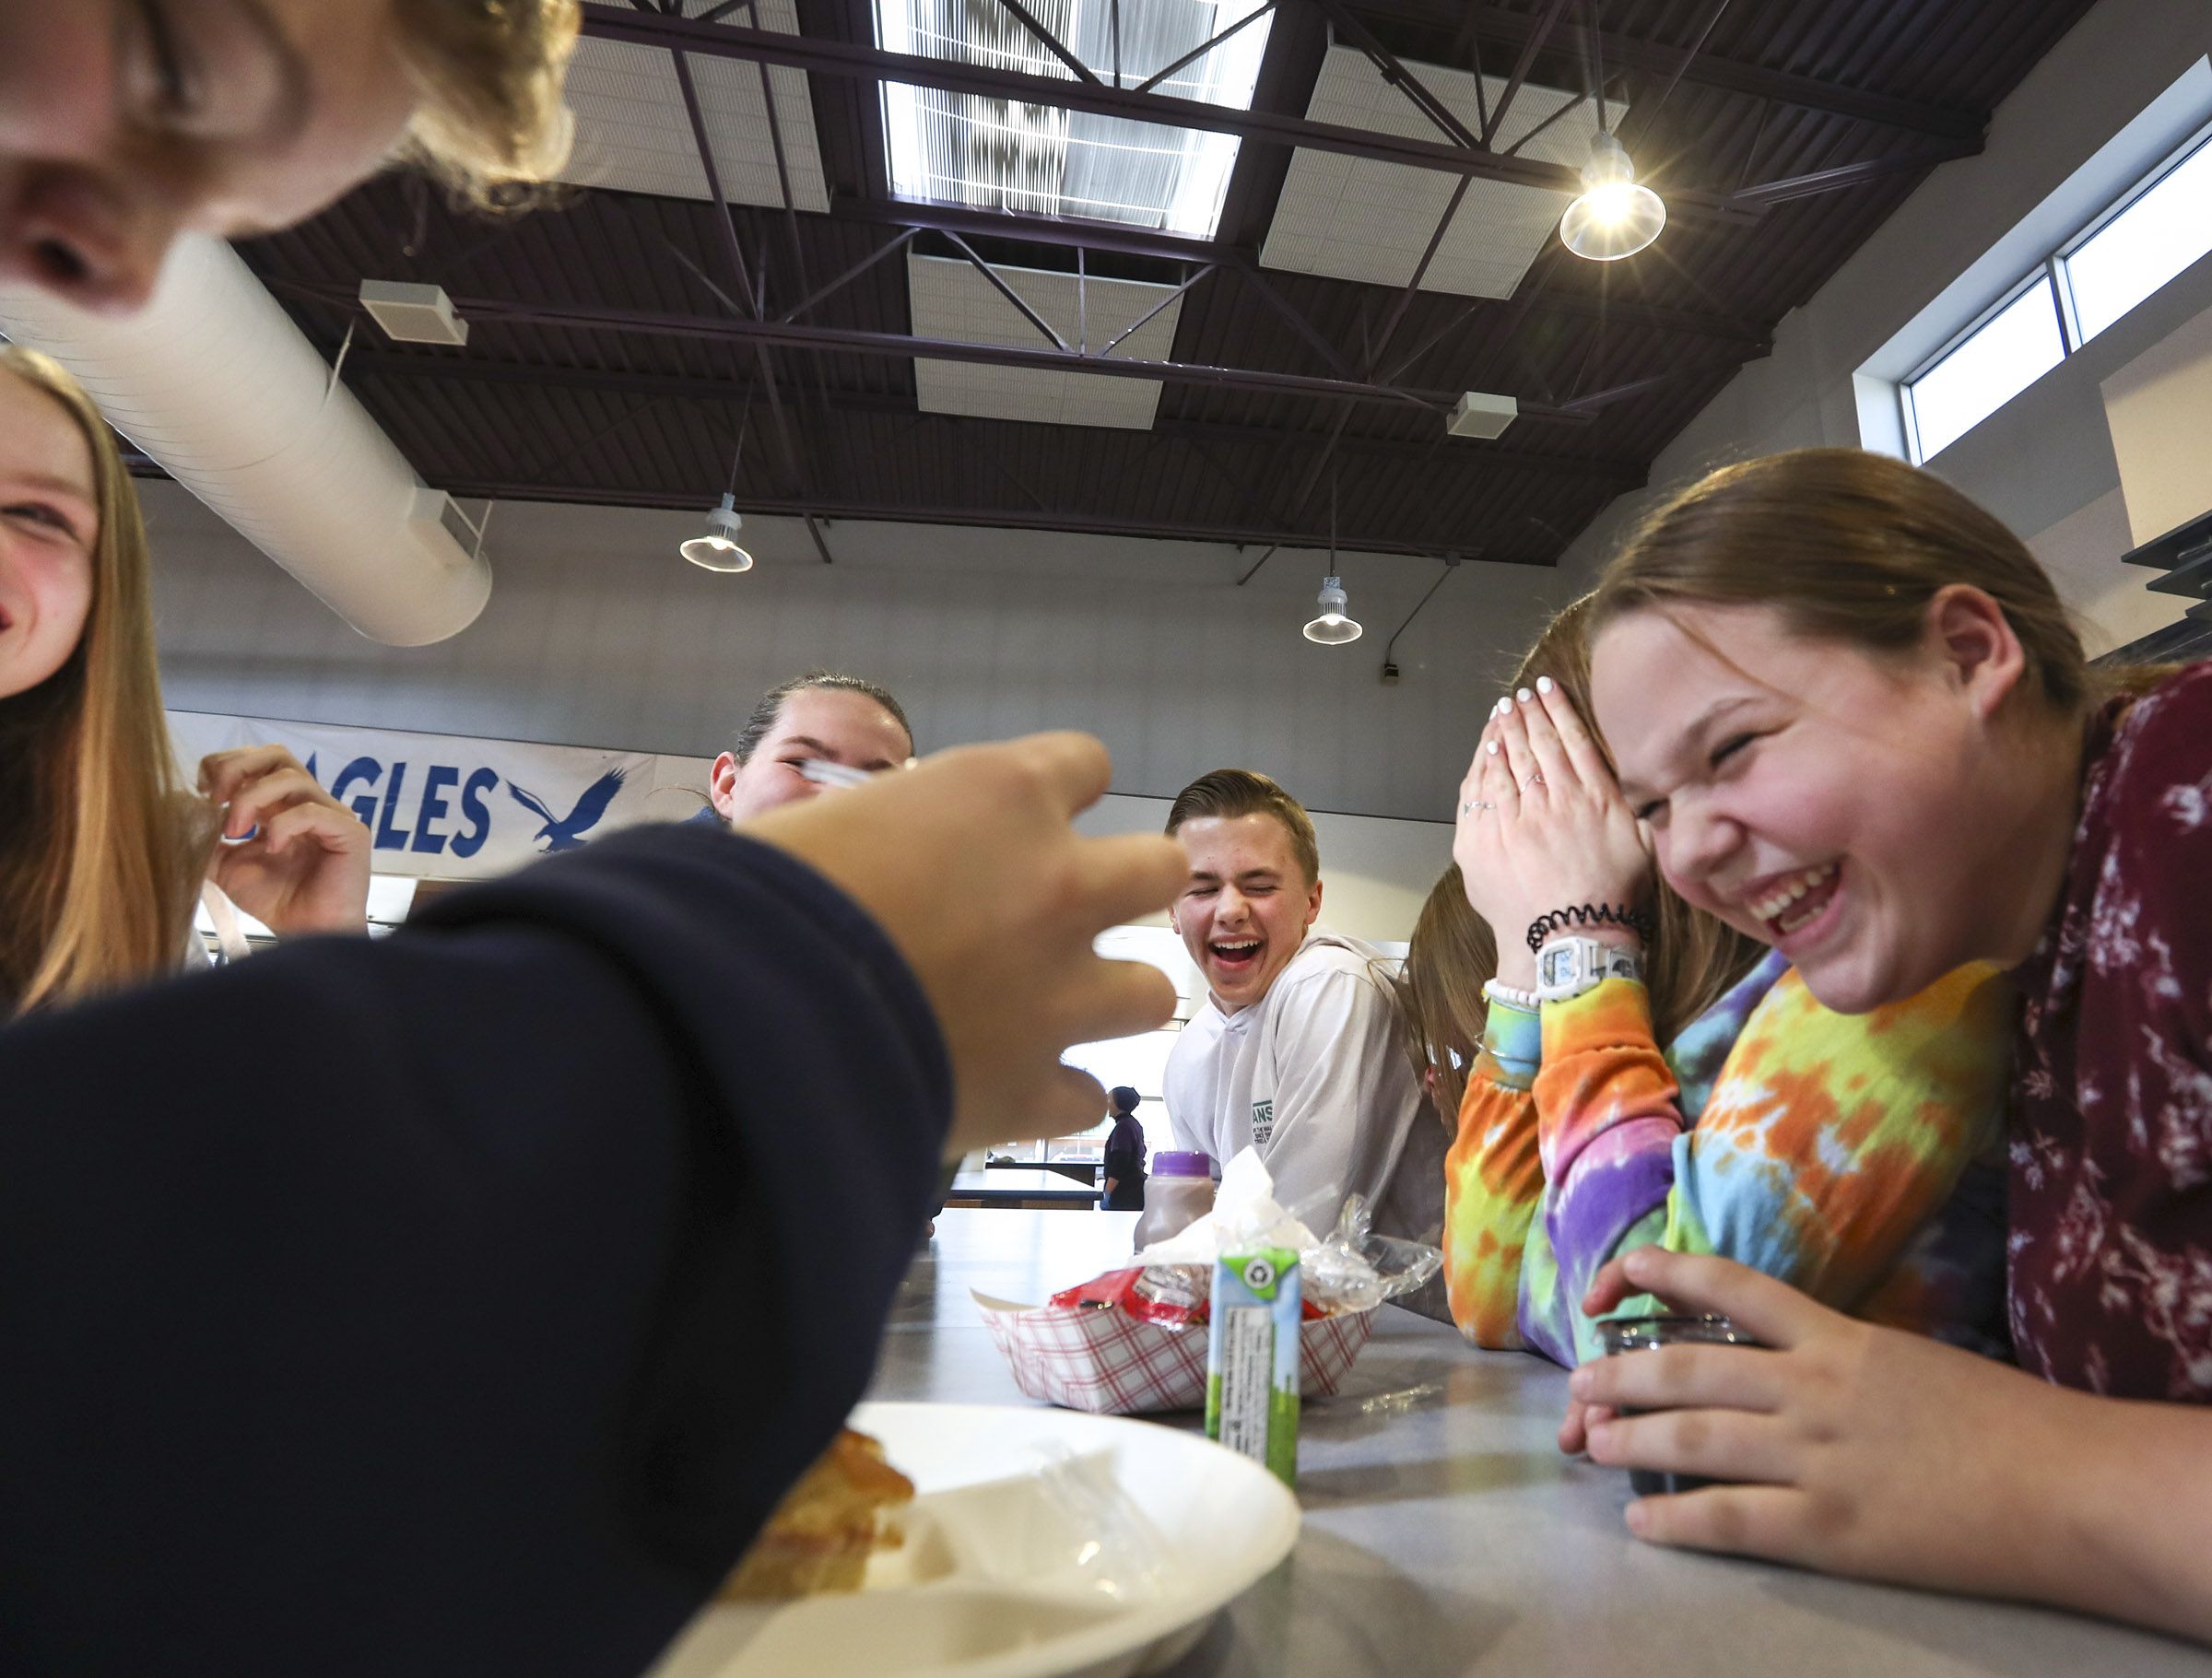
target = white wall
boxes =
[146,481,1576,846]
[1552,0,2212,657]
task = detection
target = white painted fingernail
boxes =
[1537,675,1554,694]
[1487,741,1500,756]
[1494,696,1509,716]
[1517,687,1533,703]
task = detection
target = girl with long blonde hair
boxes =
[1437,592,2013,1378]
[0,346,368,1014]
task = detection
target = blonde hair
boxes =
[391,0,582,205]
[1392,865,1495,1123]
[1589,448,2163,714]
[1166,769,1322,886]
[1432,596,1765,1048]
[0,348,212,1014]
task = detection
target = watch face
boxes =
[1539,944,1577,989]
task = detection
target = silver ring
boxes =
[1523,773,1546,790]
[1461,799,1495,816]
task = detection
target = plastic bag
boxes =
[1126,1149,1441,1322]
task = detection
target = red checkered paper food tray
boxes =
[973,1290,1378,1415]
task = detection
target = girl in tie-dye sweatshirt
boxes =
[1427,601,2012,1366]
[1445,951,2012,1364]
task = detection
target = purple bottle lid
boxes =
[1152,1150,1214,1178]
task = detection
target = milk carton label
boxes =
[1206,1248,1300,1484]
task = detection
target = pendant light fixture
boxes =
[1302,474,1363,644]
[1559,13,1663,262]
[1560,130,1665,261]
[682,404,755,573]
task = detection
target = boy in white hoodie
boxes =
[1160,770,1445,1261]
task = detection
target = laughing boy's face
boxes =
[1171,813,1322,1015]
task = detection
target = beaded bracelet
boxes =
[1482,977,1541,1013]
[1524,902,1654,955]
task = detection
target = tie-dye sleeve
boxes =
[1441,1002,1544,1348]
[1528,980,1685,1362]
[1528,965,2013,1365]
[1664,965,2012,1347]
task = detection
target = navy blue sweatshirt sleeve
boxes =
[0,821,950,1678]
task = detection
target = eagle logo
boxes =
[507,768,628,852]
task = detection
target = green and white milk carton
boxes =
[1205,1246,1300,1485]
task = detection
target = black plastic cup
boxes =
[1595,1313,1760,1496]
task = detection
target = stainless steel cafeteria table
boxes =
[869,1209,2211,1678]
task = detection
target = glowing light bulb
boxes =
[681,493,754,572]
[1303,576,1363,644]
[1561,133,1665,261]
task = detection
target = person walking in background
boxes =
[1100,1085,1147,1211]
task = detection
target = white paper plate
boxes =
[649,1402,1301,1678]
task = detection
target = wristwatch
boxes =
[1535,936,1643,1003]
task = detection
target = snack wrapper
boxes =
[1135,1149,1442,1316]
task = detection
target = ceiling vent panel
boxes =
[556,0,829,210]
[1448,391,1519,439]
[1262,45,1623,299]
[359,280,468,346]
[908,252,1185,429]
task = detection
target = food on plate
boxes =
[718,1428,915,1600]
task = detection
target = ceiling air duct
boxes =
[0,235,489,646]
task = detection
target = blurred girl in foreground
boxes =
[0,0,580,310]
[0,345,366,1012]
[1571,446,2212,1644]
[1423,596,2014,1378]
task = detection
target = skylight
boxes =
[875,0,1275,239]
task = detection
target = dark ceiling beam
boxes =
[1729,142,1980,208]
[824,196,1771,344]
[991,0,1101,86]
[337,349,1651,489]
[574,4,1758,221]
[421,475,1559,564]
[1481,0,1574,147]
[290,282,1651,418]
[1308,0,1485,152]
[1359,0,1986,140]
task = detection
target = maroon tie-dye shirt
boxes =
[2009,660,2212,1401]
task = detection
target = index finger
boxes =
[1077,833,1188,930]
[198,745,300,800]
[1006,731,1114,816]
[1591,1249,1830,1350]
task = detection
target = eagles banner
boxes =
[168,711,714,882]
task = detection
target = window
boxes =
[1903,276,2068,463]
[982,1024,1183,1164]
[2062,129,2212,345]
[1900,119,2212,464]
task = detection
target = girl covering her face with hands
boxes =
[0,346,367,1014]
[1564,445,2212,1644]
[1440,594,2015,1377]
